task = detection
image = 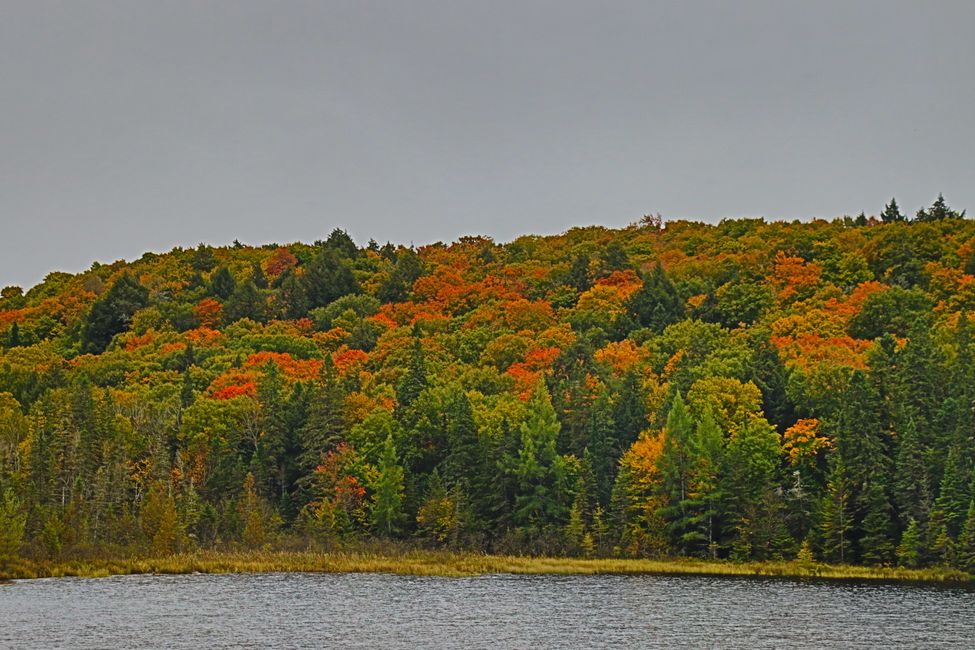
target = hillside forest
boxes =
[2,195,975,571]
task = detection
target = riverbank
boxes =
[1,551,970,584]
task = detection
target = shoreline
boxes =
[2,551,971,586]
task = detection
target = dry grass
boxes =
[2,551,970,584]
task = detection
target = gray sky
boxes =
[2,1,973,289]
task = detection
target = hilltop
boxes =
[2,196,975,575]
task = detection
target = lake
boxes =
[1,572,974,648]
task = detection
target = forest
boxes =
[2,194,975,573]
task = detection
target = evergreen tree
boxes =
[723,417,785,560]
[303,248,359,309]
[893,417,932,527]
[957,501,975,572]
[250,260,268,289]
[618,264,684,334]
[860,478,895,565]
[599,241,629,274]
[687,407,724,557]
[0,489,26,562]
[224,281,265,323]
[896,518,923,568]
[586,390,616,507]
[299,359,347,477]
[371,433,405,538]
[210,267,236,300]
[6,322,20,349]
[881,197,905,223]
[820,456,853,564]
[238,472,268,549]
[934,446,970,538]
[612,370,647,449]
[396,338,428,409]
[568,253,592,293]
[657,394,695,553]
[512,383,572,542]
[81,273,149,353]
[915,193,965,222]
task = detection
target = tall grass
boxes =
[2,551,970,584]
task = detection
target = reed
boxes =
[2,551,970,585]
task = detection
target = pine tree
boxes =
[893,417,932,527]
[881,197,905,223]
[915,193,965,222]
[210,266,236,300]
[820,457,853,564]
[586,390,616,508]
[956,501,975,572]
[568,253,592,293]
[896,518,923,568]
[239,472,267,549]
[513,383,571,540]
[619,263,684,334]
[396,338,428,410]
[224,281,265,323]
[658,393,696,553]
[6,322,20,349]
[687,407,724,557]
[935,446,969,538]
[250,260,268,289]
[860,478,895,565]
[80,273,149,353]
[371,433,405,538]
[0,489,26,563]
[612,370,647,450]
[303,248,359,309]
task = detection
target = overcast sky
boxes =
[2,1,973,289]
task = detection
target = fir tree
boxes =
[371,433,405,538]
[860,478,895,565]
[896,518,923,568]
[915,193,965,222]
[820,457,853,564]
[396,338,428,409]
[210,266,236,300]
[957,500,975,572]
[881,197,905,223]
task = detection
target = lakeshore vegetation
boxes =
[3,195,975,582]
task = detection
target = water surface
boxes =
[2,572,973,648]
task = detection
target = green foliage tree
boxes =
[881,197,905,223]
[81,273,149,353]
[0,488,26,563]
[371,433,405,537]
[210,266,236,300]
[915,193,965,222]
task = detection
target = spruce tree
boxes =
[371,433,405,538]
[612,370,647,449]
[512,383,571,541]
[569,253,592,293]
[658,393,695,554]
[860,478,895,565]
[893,417,932,527]
[396,338,428,410]
[915,193,965,222]
[957,501,975,572]
[620,263,684,334]
[881,197,905,223]
[896,518,923,568]
[587,390,616,508]
[820,456,853,564]
[687,407,724,557]
[934,446,969,538]
[210,266,236,300]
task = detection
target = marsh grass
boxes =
[2,551,970,585]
